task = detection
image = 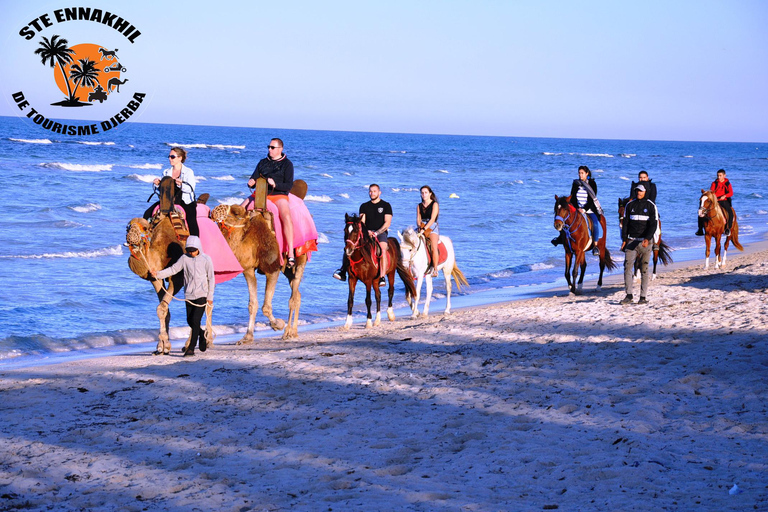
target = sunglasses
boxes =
[268,145,282,150]
[168,155,179,159]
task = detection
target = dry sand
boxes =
[1,245,767,511]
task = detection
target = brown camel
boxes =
[126,177,187,354]
[211,203,308,340]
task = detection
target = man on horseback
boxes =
[334,184,392,286]
[620,184,657,305]
[697,169,734,237]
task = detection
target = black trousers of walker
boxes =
[186,297,207,351]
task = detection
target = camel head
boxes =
[126,217,150,246]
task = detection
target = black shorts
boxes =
[375,231,388,243]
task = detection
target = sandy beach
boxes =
[1,243,766,512]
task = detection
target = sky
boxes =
[0,0,766,142]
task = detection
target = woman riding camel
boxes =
[552,165,602,255]
[417,185,440,277]
[143,146,199,236]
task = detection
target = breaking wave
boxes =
[40,162,113,172]
[0,245,123,260]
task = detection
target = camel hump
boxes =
[290,179,307,200]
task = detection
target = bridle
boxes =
[399,231,423,269]
[554,203,584,252]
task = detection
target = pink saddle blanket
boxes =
[197,204,243,284]
[245,194,319,265]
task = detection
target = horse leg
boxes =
[652,249,659,280]
[714,235,722,269]
[412,274,423,319]
[365,283,374,329]
[564,251,574,293]
[444,265,453,315]
[387,268,395,322]
[597,257,605,290]
[424,275,433,317]
[704,234,711,269]
[373,278,382,327]
[577,254,587,293]
[722,236,730,268]
[343,277,357,330]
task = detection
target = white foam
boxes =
[320,173,333,178]
[128,163,162,169]
[757,210,767,215]
[217,197,244,205]
[682,155,693,158]
[305,194,333,203]
[542,152,561,156]
[69,203,102,213]
[581,153,614,158]
[1,245,123,260]
[210,175,235,181]
[390,187,419,192]
[389,150,407,153]
[343,172,352,176]
[127,174,158,183]
[437,169,449,173]
[620,176,631,181]
[749,193,762,198]
[40,162,113,172]
[196,176,207,182]
[512,179,523,184]
[619,153,636,158]
[531,262,555,271]
[317,233,330,244]
[339,193,350,199]
[10,138,52,144]
[77,141,115,146]
[166,142,245,150]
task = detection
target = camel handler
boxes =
[150,236,214,357]
[620,184,657,306]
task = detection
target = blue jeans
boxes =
[587,212,600,241]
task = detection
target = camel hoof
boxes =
[282,330,298,340]
[237,336,254,345]
[271,318,286,331]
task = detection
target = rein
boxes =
[345,220,378,274]
[555,206,585,253]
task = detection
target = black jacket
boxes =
[630,180,657,202]
[569,179,599,213]
[621,198,657,241]
[249,155,294,196]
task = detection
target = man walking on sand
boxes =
[620,184,657,305]
[333,184,392,286]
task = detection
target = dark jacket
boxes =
[569,179,599,213]
[249,155,294,196]
[621,198,657,242]
[630,180,657,203]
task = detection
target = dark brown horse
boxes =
[618,197,672,280]
[342,214,416,329]
[698,189,743,269]
[553,195,617,294]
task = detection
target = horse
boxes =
[553,195,617,294]
[618,197,673,279]
[698,189,743,269]
[342,214,416,329]
[399,227,469,318]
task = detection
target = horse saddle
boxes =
[425,237,448,266]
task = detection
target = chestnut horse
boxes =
[698,189,743,269]
[342,214,416,329]
[553,195,617,294]
[618,197,672,280]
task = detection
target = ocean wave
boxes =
[339,193,350,199]
[210,175,235,181]
[196,176,207,181]
[542,152,562,156]
[682,155,693,158]
[756,210,767,215]
[127,173,157,183]
[0,245,123,260]
[620,176,631,181]
[317,233,330,244]
[165,142,246,150]
[748,192,762,198]
[68,203,102,213]
[9,137,52,144]
[389,150,407,153]
[619,153,636,158]
[390,187,419,192]
[531,262,555,271]
[76,141,115,146]
[343,172,352,176]
[320,173,333,178]
[437,169,449,173]
[217,197,245,205]
[40,162,113,172]
[581,153,614,158]
[305,194,333,203]
[128,163,162,170]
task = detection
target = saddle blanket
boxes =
[197,204,243,284]
[247,193,319,265]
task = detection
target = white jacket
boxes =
[163,164,196,204]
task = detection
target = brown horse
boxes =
[698,189,743,269]
[211,203,307,339]
[342,214,416,329]
[126,177,187,354]
[553,195,617,294]
[618,197,672,279]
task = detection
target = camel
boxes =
[125,177,187,354]
[211,203,307,340]
[108,78,128,93]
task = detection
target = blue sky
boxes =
[1,0,766,142]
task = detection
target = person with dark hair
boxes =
[552,165,603,255]
[630,171,657,202]
[697,169,734,236]
[143,146,199,236]
[620,184,657,305]
[246,138,296,266]
[417,185,440,276]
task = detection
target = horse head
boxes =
[344,213,365,256]
[553,195,573,231]
[699,189,718,219]
[618,197,630,229]
[157,176,178,216]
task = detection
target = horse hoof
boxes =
[595,285,601,292]
[652,274,657,281]
[444,309,451,316]
[365,321,373,329]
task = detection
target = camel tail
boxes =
[601,248,618,271]
[657,240,674,265]
[451,264,469,292]
[730,222,744,251]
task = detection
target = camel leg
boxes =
[444,266,453,315]
[424,275,433,317]
[283,260,304,339]
[344,276,358,330]
[262,270,285,332]
[237,269,259,344]
[152,280,172,354]
[365,284,373,329]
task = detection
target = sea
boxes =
[1,115,766,365]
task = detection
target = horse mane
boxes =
[701,189,726,221]
[401,226,419,247]
[554,195,572,213]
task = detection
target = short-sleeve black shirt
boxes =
[359,200,393,232]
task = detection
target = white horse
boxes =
[398,227,469,318]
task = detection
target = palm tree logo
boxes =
[34,35,125,107]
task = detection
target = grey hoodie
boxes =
[155,250,215,301]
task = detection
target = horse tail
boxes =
[730,220,744,251]
[451,265,470,291]
[601,248,618,271]
[390,238,417,300]
[657,240,674,265]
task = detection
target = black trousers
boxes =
[186,297,207,351]
[143,200,199,236]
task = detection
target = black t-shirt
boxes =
[359,200,392,232]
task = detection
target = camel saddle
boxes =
[152,209,189,242]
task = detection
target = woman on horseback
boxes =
[552,165,602,255]
[417,185,440,277]
[143,146,199,236]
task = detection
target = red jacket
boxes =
[710,179,733,200]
